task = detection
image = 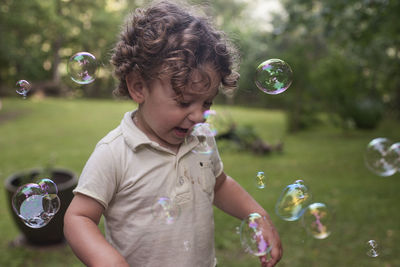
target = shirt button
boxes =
[179,176,185,185]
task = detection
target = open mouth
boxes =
[174,127,189,137]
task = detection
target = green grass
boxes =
[0,97,399,267]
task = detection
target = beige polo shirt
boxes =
[74,110,223,267]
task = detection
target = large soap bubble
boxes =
[302,202,332,239]
[275,180,311,221]
[12,178,60,228]
[67,52,98,84]
[255,59,293,95]
[239,213,272,256]
[364,137,396,176]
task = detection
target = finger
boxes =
[259,255,267,267]
[266,245,282,267]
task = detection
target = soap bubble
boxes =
[366,240,379,257]
[152,197,180,225]
[67,52,97,84]
[365,137,396,176]
[275,180,311,221]
[189,123,215,155]
[12,179,60,228]
[203,109,232,136]
[255,59,293,95]
[302,202,332,239]
[386,142,400,172]
[255,171,266,189]
[239,213,272,256]
[16,80,31,99]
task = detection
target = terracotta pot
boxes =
[4,168,77,245]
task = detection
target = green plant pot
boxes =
[4,168,78,246]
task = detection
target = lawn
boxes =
[0,97,399,267]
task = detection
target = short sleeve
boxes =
[73,143,118,209]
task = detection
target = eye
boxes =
[178,101,191,108]
[203,101,213,109]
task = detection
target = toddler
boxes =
[64,1,282,266]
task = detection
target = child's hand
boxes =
[258,215,283,267]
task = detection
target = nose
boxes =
[188,106,205,124]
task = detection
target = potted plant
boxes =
[4,167,78,246]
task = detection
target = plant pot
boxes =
[4,168,78,246]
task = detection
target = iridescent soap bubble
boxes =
[255,171,266,189]
[67,52,98,84]
[203,109,233,136]
[366,240,379,257]
[16,80,31,99]
[386,142,400,172]
[275,180,311,221]
[190,123,215,155]
[239,213,272,256]
[12,179,60,228]
[255,59,293,95]
[152,197,180,225]
[302,202,332,239]
[364,137,396,176]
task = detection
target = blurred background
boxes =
[0,0,399,266]
[1,0,399,130]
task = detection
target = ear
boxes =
[126,71,145,103]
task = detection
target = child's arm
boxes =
[213,172,282,267]
[64,194,129,267]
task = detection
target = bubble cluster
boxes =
[189,123,216,155]
[255,59,293,95]
[16,80,31,99]
[12,178,60,228]
[365,138,400,177]
[67,52,98,84]
[239,213,272,256]
[151,197,180,225]
[275,180,311,221]
[366,240,379,257]
[302,202,331,239]
[255,171,266,189]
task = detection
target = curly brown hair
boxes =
[111,0,239,99]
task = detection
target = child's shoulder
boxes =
[97,126,123,147]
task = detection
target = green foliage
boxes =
[1,98,400,267]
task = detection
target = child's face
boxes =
[135,66,220,152]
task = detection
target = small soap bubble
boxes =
[366,240,379,257]
[152,197,180,225]
[189,123,215,155]
[255,59,293,95]
[38,178,58,194]
[16,80,31,99]
[67,52,98,84]
[365,137,396,176]
[12,178,60,228]
[255,171,266,189]
[42,194,61,216]
[239,213,272,256]
[302,202,332,239]
[275,180,311,221]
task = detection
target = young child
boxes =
[64,1,282,266]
